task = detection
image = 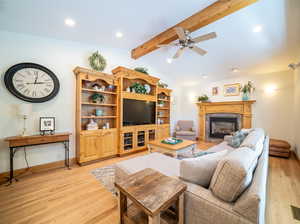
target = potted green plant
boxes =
[134,67,149,74]
[130,82,147,94]
[240,81,255,101]
[158,81,168,88]
[91,93,104,103]
[197,94,209,103]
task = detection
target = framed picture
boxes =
[40,117,55,135]
[212,87,219,96]
[224,83,241,96]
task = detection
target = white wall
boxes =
[0,31,174,173]
[294,67,300,159]
[176,70,295,144]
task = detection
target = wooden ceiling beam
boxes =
[131,0,258,59]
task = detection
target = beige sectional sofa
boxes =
[115,128,269,224]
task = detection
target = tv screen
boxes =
[123,99,156,126]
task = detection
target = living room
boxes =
[0,0,300,224]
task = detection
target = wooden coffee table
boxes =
[148,138,196,158]
[115,168,187,224]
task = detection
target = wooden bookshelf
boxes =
[74,67,119,164]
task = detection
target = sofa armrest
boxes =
[183,181,253,224]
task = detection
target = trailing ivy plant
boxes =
[89,51,107,72]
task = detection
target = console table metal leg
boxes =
[9,147,14,184]
[64,141,70,169]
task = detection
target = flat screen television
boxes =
[123,99,156,126]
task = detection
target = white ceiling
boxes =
[0,0,299,83]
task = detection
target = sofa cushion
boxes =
[176,130,196,136]
[209,147,258,202]
[115,152,180,183]
[180,150,228,188]
[205,141,234,153]
[240,128,265,156]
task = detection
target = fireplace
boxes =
[197,101,255,141]
[209,117,238,138]
[205,113,242,141]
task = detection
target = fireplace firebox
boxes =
[209,117,238,138]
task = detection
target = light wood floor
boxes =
[0,142,299,224]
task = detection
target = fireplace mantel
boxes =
[196,101,256,141]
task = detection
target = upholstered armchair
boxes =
[175,120,196,141]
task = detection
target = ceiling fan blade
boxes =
[190,46,207,56]
[173,48,185,59]
[157,43,177,48]
[174,27,187,41]
[192,32,217,43]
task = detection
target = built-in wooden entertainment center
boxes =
[74,66,171,164]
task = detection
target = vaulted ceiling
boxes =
[0,0,299,83]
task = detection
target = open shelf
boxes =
[82,88,117,95]
[157,107,169,110]
[122,91,156,102]
[81,116,117,119]
[157,98,169,102]
[81,102,117,107]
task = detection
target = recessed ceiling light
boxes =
[253,25,262,33]
[166,58,172,64]
[231,68,240,73]
[115,32,123,38]
[65,18,76,27]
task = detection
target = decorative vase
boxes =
[242,92,250,101]
[95,109,103,116]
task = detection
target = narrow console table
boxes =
[4,132,71,184]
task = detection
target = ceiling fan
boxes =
[157,27,217,59]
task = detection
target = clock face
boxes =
[4,63,60,103]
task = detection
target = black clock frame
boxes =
[4,63,60,103]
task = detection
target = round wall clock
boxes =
[4,63,60,103]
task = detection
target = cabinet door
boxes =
[79,133,102,163]
[163,127,170,138]
[101,129,118,157]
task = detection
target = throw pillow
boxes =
[240,128,265,156]
[179,150,228,188]
[228,131,248,148]
[209,147,258,202]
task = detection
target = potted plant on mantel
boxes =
[197,94,209,103]
[240,81,255,101]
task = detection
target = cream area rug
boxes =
[90,165,116,195]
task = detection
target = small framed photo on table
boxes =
[40,117,55,135]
